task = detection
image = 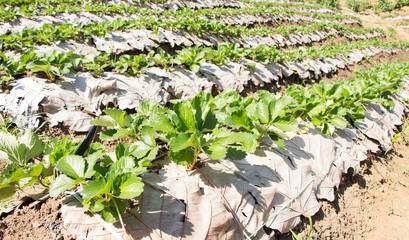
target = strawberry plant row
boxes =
[88,26,381,55]
[1,61,408,226]
[0,0,104,6]
[1,46,400,133]
[0,0,251,23]
[237,0,338,12]
[0,3,360,32]
[2,39,406,84]
[0,0,339,23]
[0,15,378,53]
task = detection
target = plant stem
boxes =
[188,148,200,171]
[112,198,133,240]
[37,177,49,188]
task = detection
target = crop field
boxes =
[1,0,409,239]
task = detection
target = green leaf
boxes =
[0,185,16,202]
[270,134,286,149]
[174,101,196,131]
[87,199,106,212]
[115,142,136,160]
[203,143,227,160]
[274,116,298,132]
[90,115,117,127]
[144,146,159,162]
[19,176,37,189]
[113,173,144,199]
[55,155,86,179]
[307,102,326,116]
[321,123,333,135]
[226,147,247,160]
[191,92,216,131]
[137,99,158,116]
[81,178,107,199]
[231,110,252,130]
[101,205,119,223]
[19,130,44,163]
[84,151,102,179]
[245,62,256,72]
[242,139,259,153]
[140,126,156,146]
[132,141,151,159]
[328,83,345,99]
[215,131,257,145]
[311,115,324,127]
[101,199,126,223]
[329,117,349,129]
[255,101,270,124]
[99,128,130,141]
[0,131,24,164]
[216,112,237,127]
[149,113,175,133]
[311,84,326,99]
[169,148,195,166]
[49,175,77,198]
[8,168,28,183]
[29,163,44,178]
[190,64,200,73]
[269,96,292,121]
[170,133,198,152]
[110,156,136,174]
[104,108,132,127]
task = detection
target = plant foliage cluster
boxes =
[2,39,408,83]
[0,17,376,52]
[347,0,409,12]
[1,61,409,223]
[0,0,349,23]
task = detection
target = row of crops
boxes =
[1,0,409,239]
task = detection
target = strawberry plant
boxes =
[173,46,208,73]
[0,130,45,201]
[215,90,298,149]
[26,50,82,81]
[83,52,114,76]
[114,52,155,76]
[151,92,256,169]
[90,108,135,141]
[0,127,147,224]
[49,142,146,223]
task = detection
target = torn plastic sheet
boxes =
[354,109,394,151]
[279,130,343,202]
[199,62,250,92]
[47,110,93,132]
[332,128,374,175]
[0,71,170,132]
[0,78,44,129]
[165,67,214,100]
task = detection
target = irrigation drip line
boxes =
[75,125,98,155]
[245,100,400,239]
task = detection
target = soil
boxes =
[339,5,409,42]
[0,198,73,240]
[278,136,409,240]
